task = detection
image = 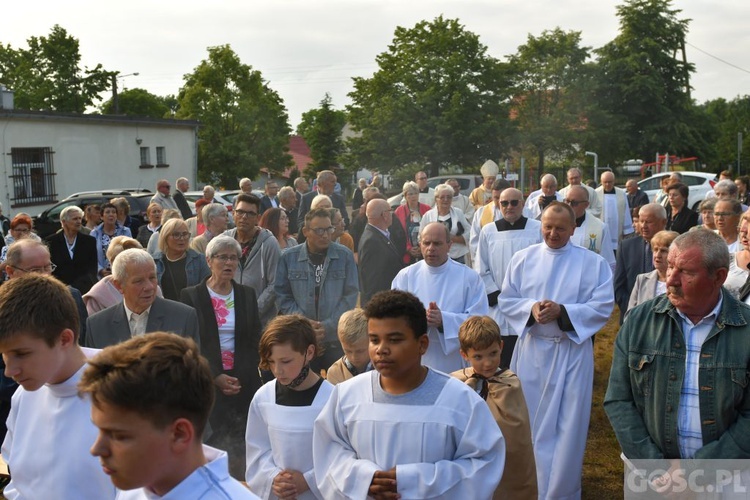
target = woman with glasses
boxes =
[626,230,679,315]
[259,207,297,250]
[154,218,210,301]
[91,202,132,278]
[180,235,263,479]
[0,214,42,277]
[419,184,471,264]
[394,181,431,265]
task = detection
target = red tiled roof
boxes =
[260,135,312,178]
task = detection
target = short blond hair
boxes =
[337,308,368,345]
[458,316,502,352]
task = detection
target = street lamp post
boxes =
[585,151,598,183]
[111,72,139,114]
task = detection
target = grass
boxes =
[582,313,624,499]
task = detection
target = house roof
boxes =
[0,109,200,128]
[260,135,312,179]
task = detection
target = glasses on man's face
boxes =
[234,209,258,218]
[212,254,239,263]
[499,199,520,207]
[170,232,190,240]
[13,263,56,274]
[564,199,586,207]
[310,227,335,236]
[714,212,735,218]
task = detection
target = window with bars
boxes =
[140,147,152,167]
[8,147,57,207]
[156,146,168,167]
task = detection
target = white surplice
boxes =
[1,348,117,500]
[571,211,616,272]
[498,242,613,500]
[312,370,505,500]
[523,190,563,220]
[469,204,502,263]
[245,379,334,499]
[475,217,542,335]
[392,259,489,373]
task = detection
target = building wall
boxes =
[0,113,197,215]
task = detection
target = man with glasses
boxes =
[560,167,601,218]
[565,185,615,272]
[414,171,435,207]
[223,193,280,328]
[275,208,358,372]
[150,179,179,211]
[358,199,404,306]
[475,188,541,368]
[714,199,742,252]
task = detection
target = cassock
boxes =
[1,348,117,500]
[572,211,616,272]
[475,216,541,336]
[469,203,502,264]
[523,190,563,220]
[312,369,505,500]
[245,379,333,500]
[499,242,613,500]
[392,259,488,373]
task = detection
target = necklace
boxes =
[165,252,186,263]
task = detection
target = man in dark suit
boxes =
[174,177,193,220]
[259,180,280,215]
[294,177,309,207]
[85,248,199,348]
[625,179,650,209]
[297,170,349,234]
[614,203,667,322]
[278,186,299,237]
[46,205,97,294]
[358,199,404,306]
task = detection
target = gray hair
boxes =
[699,198,717,212]
[672,229,730,275]
[317,170,336,183]
[158,218,189,254]
[294,177,307,189]
[205,235,241,260]
[716,198,743,215]
[106,236,143,265]
[311,194,332,209]
[715,179,739,196]
[278,186,295,202]
[639,203,667,221]
[112,248,156,283]
[176,177,188,186]
[161,209,182,224]
[567,167,582,177]
[402,181,419,196]
[61,205,84,222]
[239,177,251,188]
[203,185,215,197]
[434,184,454,199]
[202,203,227,227]
[541,173,558,187]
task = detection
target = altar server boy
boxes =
[246,315,333,499]
[0,274,116,499]
[79,332,259,499]
[326,308,371,385]
[452,315,537,499]
[313,290,505,499]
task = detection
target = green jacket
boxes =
[604,288,750,460]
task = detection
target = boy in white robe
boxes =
[0,274,117,500]
[246,315,333,499]
[79,332,259,499]
[313,290,505,499]
[499,202,614,499]
[326,308,371,385]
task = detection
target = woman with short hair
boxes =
[627,230,680,314]
[394,181,431,264]
[136,203,163,247]
[154,218,210,301]
[419,184,471,264]
[91,202,132,278]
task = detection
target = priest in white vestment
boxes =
[564,185,616,272]
[596,171,634,247]
[499,202,614,500]
[523,173,563,220]
[475,188,541,368]
[392,222,488,373]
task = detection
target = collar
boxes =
[367,223,390,239]
[123,301,153,319]
[575,213,586,227]
[653,288,748,328]
[603,188,616,194]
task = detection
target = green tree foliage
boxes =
[296,93,347,177]
[346,16,512,177]
[0,25,113,113]
[100,88,172,118]
[592,0,700,163]
[698,96,750,172]
[175,45,292,186]
[508,28,591,171]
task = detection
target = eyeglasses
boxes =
[169,232,191,240]
[12,263,56,274]
[564,199,587,207]
[12,227,31,234]
[212,254,239,262]
[235,209,258,218]
[714,212,736,218]
[309,227,335,236]
[437,195,453,201]
[499,200,520,207]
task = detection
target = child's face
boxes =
[368,317,427,380]
[90,401,174,493]
[341,338,369,370]
[268,343,314,386]
[461,342,503,379]
[1,333,67,391]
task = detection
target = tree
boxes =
[699,96,750,172]
[100,88,172,118]
[0,25,113,113]
[175,45,292,186]
[346,16,512,177]
[508,28,591,171]
[592,0,698,163]
[296,93,347,177]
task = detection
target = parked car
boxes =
[182,191,239,216]
[637,171,718,211]
[387,174,484,207]
[33,190,153,239]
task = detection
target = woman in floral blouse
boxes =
[180,235,263,479]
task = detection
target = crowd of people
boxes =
[0,164,748,498]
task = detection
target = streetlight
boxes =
[111,72,140,114]
[585,151,598,182]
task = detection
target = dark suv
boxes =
[32,190,153,239]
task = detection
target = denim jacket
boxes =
[604,288,750,460]
[154,248,211,292]
[274,241,358,342]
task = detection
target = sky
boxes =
[4,0,749,128]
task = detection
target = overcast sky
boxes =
[4,0,749,128]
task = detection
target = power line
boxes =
[686,42,750,75]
